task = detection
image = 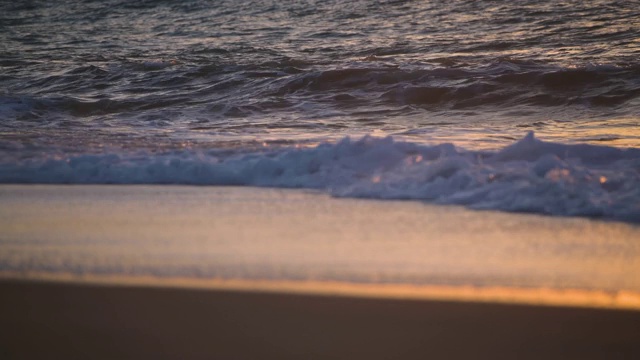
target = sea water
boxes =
[1,0,639,222]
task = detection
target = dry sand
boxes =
[2,279,640,360]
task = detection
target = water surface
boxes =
[1,0,639,221]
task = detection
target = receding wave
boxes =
[2,132,639,223]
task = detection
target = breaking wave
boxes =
[2,132,639,223]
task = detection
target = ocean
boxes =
[1,0,639,222]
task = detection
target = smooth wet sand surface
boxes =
[2,185,640,295]
[2,185,640,358]
[2,280,640,360]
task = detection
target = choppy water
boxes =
[1,0,639,221]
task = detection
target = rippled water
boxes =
[2,0,639,150]
[1,0,639,221]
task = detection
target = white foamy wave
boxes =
[1,132,639,222]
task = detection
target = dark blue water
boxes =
[1,0,639,221]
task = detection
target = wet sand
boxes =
[2,185,640,358]
[2,185,640,295]
[2,279,640,360]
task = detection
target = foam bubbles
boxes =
[1,132,639,222]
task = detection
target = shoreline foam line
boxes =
[2,133,639,223]
[2,273,639,311]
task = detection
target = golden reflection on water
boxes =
[443,117,640,151]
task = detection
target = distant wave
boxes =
[2,132,639,223]
[3,60,639,148]
[4,61,639,118]
[271,62,640,110]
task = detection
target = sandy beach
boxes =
[3,185,640,295]
[1,279,639,360]
[1,185,640,359]
[3,0,640,358]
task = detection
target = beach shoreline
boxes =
[3,0,640,357]
[2,185,640,358]
[2,185,640,294]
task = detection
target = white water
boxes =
[2,132,639,222]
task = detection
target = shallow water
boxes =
[1,0,639,221]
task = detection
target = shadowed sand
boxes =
[2,279,640,360]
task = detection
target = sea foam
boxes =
[1,132,639,222]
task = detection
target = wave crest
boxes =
[1,132,639,222]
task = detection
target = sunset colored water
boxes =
[4,4,640,359]
[2,0,639,222]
